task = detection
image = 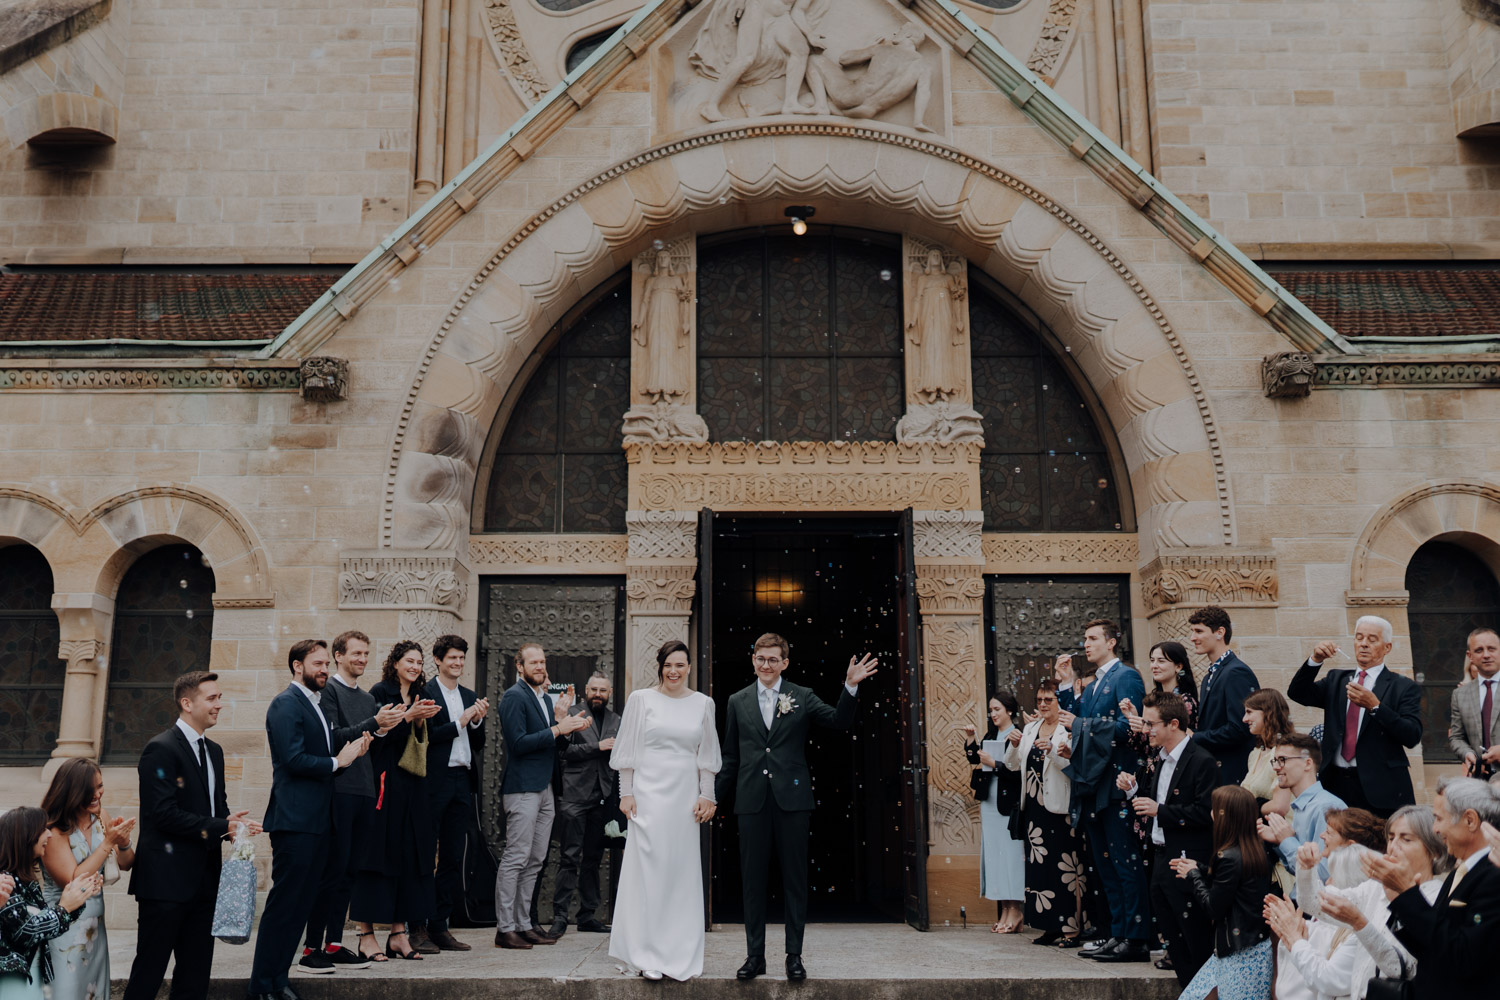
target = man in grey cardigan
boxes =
[300,631,402,971]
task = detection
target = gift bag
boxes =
[211,828,258,944]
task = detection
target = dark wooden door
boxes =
[897,508,930,931]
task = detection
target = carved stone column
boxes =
[622,239,709,444]
[338,550,471,672]
[912,510,986,867]
[47,593,114,772]
[624,510,698,692]
[896,236,984,444]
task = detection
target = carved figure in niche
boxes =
[814,22,933,132]
[907,248,968,403]
[692,0,830,121]
[633,248,694,402]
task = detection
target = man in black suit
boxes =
[1119,691,1218,985]
[1372,776,1500,999]
[717,632,877,982]
[1185,605,1259,786]
[123,671,261,1000]
[550,670,621,937]
[421,633,489,951]
[249,640,370,1000]
[1288,615,1423,818]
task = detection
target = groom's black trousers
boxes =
[739,800,811,957]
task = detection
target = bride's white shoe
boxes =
[641,970,664,981]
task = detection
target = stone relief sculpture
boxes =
[689,0,935,131]
[633,247,694,402]
[623,241,709,443]
[898,240,983,445]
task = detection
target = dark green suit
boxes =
[716,679,857,957]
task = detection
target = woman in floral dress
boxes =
[1003,679,1086,945]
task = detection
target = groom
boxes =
[717,632,878,982]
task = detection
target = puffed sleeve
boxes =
[610,689,648,797]
[696,693,722,801]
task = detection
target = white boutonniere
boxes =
[777,693,797,717]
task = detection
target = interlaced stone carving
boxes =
[468,535,627,570]
[625,510,697,560]
[625,567,698,612]
[983,534,1138,571]
[916,575,985,613]
[338,552,467,611]
[911,510,984,561]
[0,364,300,391]
[1139,554,1278,613]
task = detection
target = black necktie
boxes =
[197,737,208,776]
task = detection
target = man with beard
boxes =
[549,671,621,938]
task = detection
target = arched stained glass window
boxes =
[0,544,63,763]
[696,233,905,442]
[483,281,630,532]
[1406,539,1500,761]
[102,544,215,764]
[969,278,1123,531]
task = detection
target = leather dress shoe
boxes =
[407,929,441,955]
[549,921,568,939]
[521,927,557,945]
[495,930,533,949]
[577,919,610,932]
[1092,939,1151,963]
[276,988,305,1000]
[1078,936,1118,958]
[427,928,471,952]
[736,956,767,980]
[785,954,807,981]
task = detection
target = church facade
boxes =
[2,0,1499,926]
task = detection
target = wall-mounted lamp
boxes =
[784,205,815,236]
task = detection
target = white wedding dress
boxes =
[608,688,721,980]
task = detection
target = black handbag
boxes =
[969,766,989,801]
[1363,950,1414,1000]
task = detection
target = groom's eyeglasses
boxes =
[753,656,784,666]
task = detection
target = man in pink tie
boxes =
[1449,627,1500,782]
[1288,615,1423,818]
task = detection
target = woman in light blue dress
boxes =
[965,691,1025,932]
[39,759,134,1000]
[0,807,104,1000]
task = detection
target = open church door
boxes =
[898,508,930,930]
[697,506,714,929]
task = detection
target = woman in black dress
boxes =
[1003,679,1086,945]
[350,641,441,960]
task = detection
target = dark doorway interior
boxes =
[708,516,905,923]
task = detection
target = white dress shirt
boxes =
[1094,657,1120,687]
[292,679,338,771]
[1150,737,1188,846]
[758,677,783,729]
[437,678,472,768]
[532,684,553,728]
[175,717,215,804]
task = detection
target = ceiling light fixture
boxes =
[784,205,815,236]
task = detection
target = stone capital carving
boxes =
[622,401,710,443]
[912,510,984,561]
[299,357,349,401]
[915,573,985,614]
[625,510,698,561]
[895,401,984,444]
[1140,553,1278,615]
[338,550,469,611]
[626,565,698,612]
[1262,352,1316,398]
[58,639,102,665]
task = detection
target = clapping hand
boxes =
[557,712,590,735]
[1361,850,1421,894]
[1296,841,1322,871]
[693,797,716,823]
[598,736,615,752]
[405,698,441,723]
[461,696,490,727]
[845,653,878,686]
[335,732,373,769]
[59,872,102,912]
[103,814,136,849]
[1483,822,1500,866]
[1257,813,1293,845]
[554,685,576,720]
[0,873,12,907]
[1317,889,1367,930]
[1168,857,1198,878]
[374,702,404,732]
[1264,895,1305,943]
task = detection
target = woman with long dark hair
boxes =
[0,807,102,1000]
[349,640,441,960]
[1171,785,1276,1000]
[38,758,134,1000]
[964,690,1024,932]
[1241,688,1295,817]
[608,639,720,981]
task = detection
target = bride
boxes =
[608,639,721,980]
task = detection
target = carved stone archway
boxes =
[382,123,1231,559]
[1350,480,1500,608]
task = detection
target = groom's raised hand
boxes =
[845,653,879,686]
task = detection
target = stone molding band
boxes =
[1263,352,1500,396]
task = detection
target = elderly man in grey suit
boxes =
[548,671,621,937]
[1450,626,1500,783]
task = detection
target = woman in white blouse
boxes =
[607,640,721,981]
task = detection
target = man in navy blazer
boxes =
[492,643,590,949]
[1186,606,1260,786]
[248,640,370,1000]
[1288,615,1422,818]
[1061,618,1149,963]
